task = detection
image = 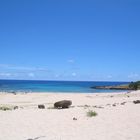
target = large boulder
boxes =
[54,100,72,109]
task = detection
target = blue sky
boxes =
[0,0,140,81]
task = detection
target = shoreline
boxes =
[0,89,132,95]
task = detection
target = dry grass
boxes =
[0,106,12,111]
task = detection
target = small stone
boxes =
[73,117,77,120]
[112,104,116,107]
[133,100,140,104]
[98,106,104,109]
[121,102,126,105]
[14,106,18,110]
[38,104,45,109]
[84,105,90,107]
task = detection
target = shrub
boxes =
[129,81,140,90]
[87,110,98,117]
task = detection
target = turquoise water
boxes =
[0,80,129,93]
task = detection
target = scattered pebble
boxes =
[93,105,104,109]
[121,102,126,105]
[14,106,18,110]
[73,117,77,120]
[133,100,140,104]
[112,104,116,107]
[38,104,45,109]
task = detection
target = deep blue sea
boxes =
[0,80,130,93]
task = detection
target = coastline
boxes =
[0,80,130,93]
[0,91,140,140]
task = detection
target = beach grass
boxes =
[87,110,98,117]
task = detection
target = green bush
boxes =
[87,110,98,117]
[129,81,140,90]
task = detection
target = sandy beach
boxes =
[0,91,140,140]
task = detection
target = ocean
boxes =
[0,80,129,93]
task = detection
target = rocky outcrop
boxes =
[54,100,72,109]
[91,85,131,90]
[91,81,140,90]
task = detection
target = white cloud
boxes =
[68,59,75,64]
[128,73,139,79]
[0,73,12,77]
[0,64,48,72]
[55,74,60,78]
[107,75,113,79]
[72,72,77,77]
[28,73,35,77]
[0,64,9,67]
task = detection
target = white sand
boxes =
[0,91,140,140]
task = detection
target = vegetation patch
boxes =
[129,81,140,90]
[87,110,98,117]
[91,81,140,90]
[0,106,12,111]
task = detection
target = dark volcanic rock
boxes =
[112,103,116,107]
[121,102,126,105]
[133,100,140,104]
[38,104,45,109]
[14,106,18,110]
[54,100,72,109]
[73,117,77,120]
[91,85,131,90]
